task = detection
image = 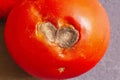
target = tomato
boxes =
[0,0,23,19]
[4,0,110,79]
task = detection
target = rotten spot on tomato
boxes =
[39,22,79,48]
[56,27,79,48]
[40,22,57,42]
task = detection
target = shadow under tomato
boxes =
[0,20,38,80]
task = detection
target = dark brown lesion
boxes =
[39,22,79,48]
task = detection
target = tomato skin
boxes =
[5,0,110,79]
[0,0,23,19]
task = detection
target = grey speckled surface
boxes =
[0,0,120,80]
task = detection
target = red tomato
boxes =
[0,0,23,19]
[4,0,110,79]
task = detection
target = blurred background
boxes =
[0,0,120,80]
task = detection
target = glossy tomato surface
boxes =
[4,0,110,79]
[0,0,23,19]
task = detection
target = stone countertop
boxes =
[0,0,120,80]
